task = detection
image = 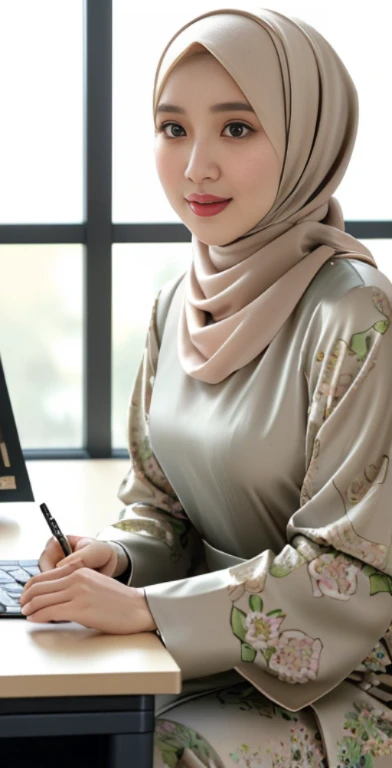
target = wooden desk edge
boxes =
[0,669,183,698]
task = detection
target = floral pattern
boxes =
[300,438,320,506]
[245,610,285,651]
[302,452,390,572]
[268,630,322,685]
[214,684,295,719]
[154,719,224,768]
[309,287,391,428]
[356,641,391,674]
[230,593,323,683]
[228,555,268,602]
[311,338,355,423]
[305,513,388,571]
[340,456,389,509]
[337,699,392,767]
[229,722,326,768]
[214,684,327,767]
[308,553,362,600]
[349,636,392,701]
[112,515,189,563]
[268,545,307,578]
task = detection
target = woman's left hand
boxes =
[19,561,157,634]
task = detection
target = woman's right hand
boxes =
[38,535,119,577]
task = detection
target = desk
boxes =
[0,460,181,767]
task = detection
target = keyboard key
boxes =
[4,583,24,594]
[0,570,14,582]
[19,560,40,567]
[22,566,41,577]
[4,568,31,583]
[0,587,18,606]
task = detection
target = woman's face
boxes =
[154,49,282,246]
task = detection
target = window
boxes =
[0,0,83,223]
[0,245,83,448]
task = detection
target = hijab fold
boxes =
[153,8,376,384]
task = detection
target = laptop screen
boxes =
[0,355,34,502]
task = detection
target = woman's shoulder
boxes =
[344,258,392,297]
[305,257,392,317]
[299,258,392,370]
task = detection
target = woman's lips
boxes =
[186,199,232,217]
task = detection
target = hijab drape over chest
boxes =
[152,8,376,384]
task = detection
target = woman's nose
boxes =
[184,143,219,182]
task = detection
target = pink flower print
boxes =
[269,631,322,684]
[318,372,351,400]
[308,516,388,570]
[228,744,265,768]
[338,523,387,568]
[335,373,353,399]
[357,641,391,673]
[346,463,379,505]
[308,553,361,600]
[244,611,285,651]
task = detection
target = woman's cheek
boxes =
[155,149,179,198]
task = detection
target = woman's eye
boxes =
[156,121,253,139]
[222,122,252,138]
[160,123,186,138]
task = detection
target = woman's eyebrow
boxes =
[156,101,255,114]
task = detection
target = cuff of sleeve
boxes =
[108,540,133,583]
[96,524,194,588]
[144,569,239,681]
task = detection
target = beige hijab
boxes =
[153,8,377,385]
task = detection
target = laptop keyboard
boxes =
[0,560,40,616]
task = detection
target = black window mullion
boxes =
[83,0,112,457]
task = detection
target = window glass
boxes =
[0,245,83,448]
[112,242,192,448]
[0,0,83,223]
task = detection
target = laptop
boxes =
[0,355,40,617]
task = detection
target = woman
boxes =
[21,8,392,767]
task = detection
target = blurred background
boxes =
[0,0,390,454]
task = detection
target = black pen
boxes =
[39,503,72,557]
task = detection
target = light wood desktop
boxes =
[0,459,182,767]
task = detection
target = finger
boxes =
[39,536,86,571]
[22,561,84,597]
[74,537,94,551]
[21,588,73,617]
[24,600,74,624]
[56,553,84,568]
[39,539,66,571]
[67,535,89,545]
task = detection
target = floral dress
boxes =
[97,258,392,768]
